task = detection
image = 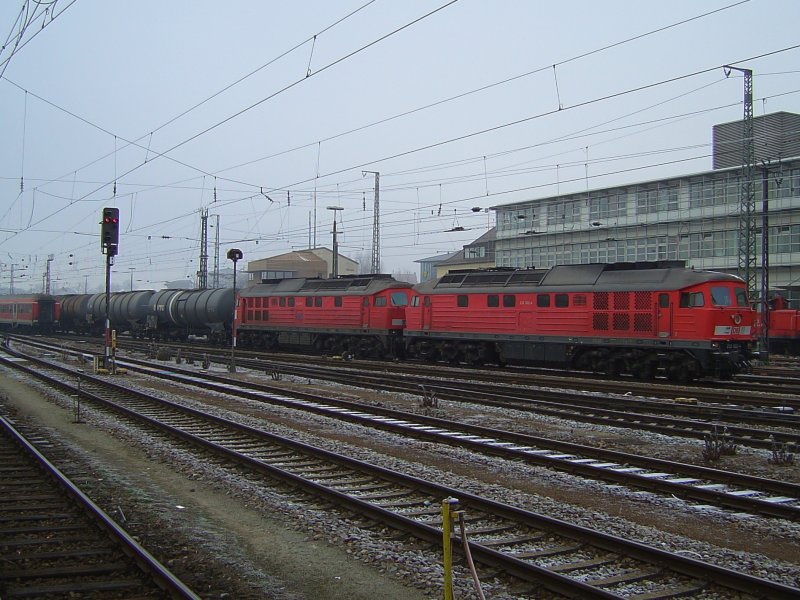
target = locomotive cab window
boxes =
[391,292,408,306]
[457,295,469,308]
[375,297,387,307]
[555,294,569,308]
[411,296,419,307]
[315,297,322,307]
[288,297,295,307]
[537,294,550,308]
[710,286,732,307]
[503,295,516,308]
[305,297,313,307]
[423,296,431,307]
[334,297,343,307]
[735,288,748,307]
[279,297,286,307]
[679,291,705,308]
[487,295,499,308]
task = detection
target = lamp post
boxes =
[227,248,243,373]
[326,206,343,278]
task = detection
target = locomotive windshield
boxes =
[708,285,749,307]
[710,286,732,307]
[391,291,408,306]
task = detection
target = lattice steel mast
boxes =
[725,66,756,300]
[363,171,380,273]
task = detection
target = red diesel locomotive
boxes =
[404,262,755,382]
[235,274,413,358]
[0,294,59,332]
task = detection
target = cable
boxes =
[214,0,753,175]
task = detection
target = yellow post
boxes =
[442,497,459,600]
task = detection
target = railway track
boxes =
[1,347,797,598]
[8,339,800,521]
[0,414,199,599]
[29,336,800,450]
[125,338,800,412]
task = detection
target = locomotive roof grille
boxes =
[424,261,740,293]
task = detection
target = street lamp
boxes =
[227,248,243,373]
[326,206,343,278]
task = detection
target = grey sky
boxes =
[0,0,798,292]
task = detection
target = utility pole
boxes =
[724,66,756,301]
[212,214,220,287]
[198,208,208,289]
[363,171,380,273]
[45,254,54,294]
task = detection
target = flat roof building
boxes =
[491,112,800,305]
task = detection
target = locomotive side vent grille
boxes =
[574,294,587,307]
[613,313,630,331]
[634,290,651,310]
[593,313,609,331]
[594,292,609,310]
[613,292,630,310]
[634,313,652,332]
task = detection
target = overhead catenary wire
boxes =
[2,0,463,245]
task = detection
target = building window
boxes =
[589,189,627,220]
[637,183,678,213]
[465,246,486,259]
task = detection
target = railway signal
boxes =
[101,207,120,256]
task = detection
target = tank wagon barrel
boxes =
[147,288,234,342]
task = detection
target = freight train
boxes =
[0,262,766,381]
[56,288,234,343]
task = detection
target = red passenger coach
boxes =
[405,262,755,381]
[0,294,60,332]
[235,275,413,358]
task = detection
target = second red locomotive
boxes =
[404,261,755,382]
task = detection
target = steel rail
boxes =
[1,353,798,599]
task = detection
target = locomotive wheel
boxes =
[636,362,656,380]
[606,356,624,378]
